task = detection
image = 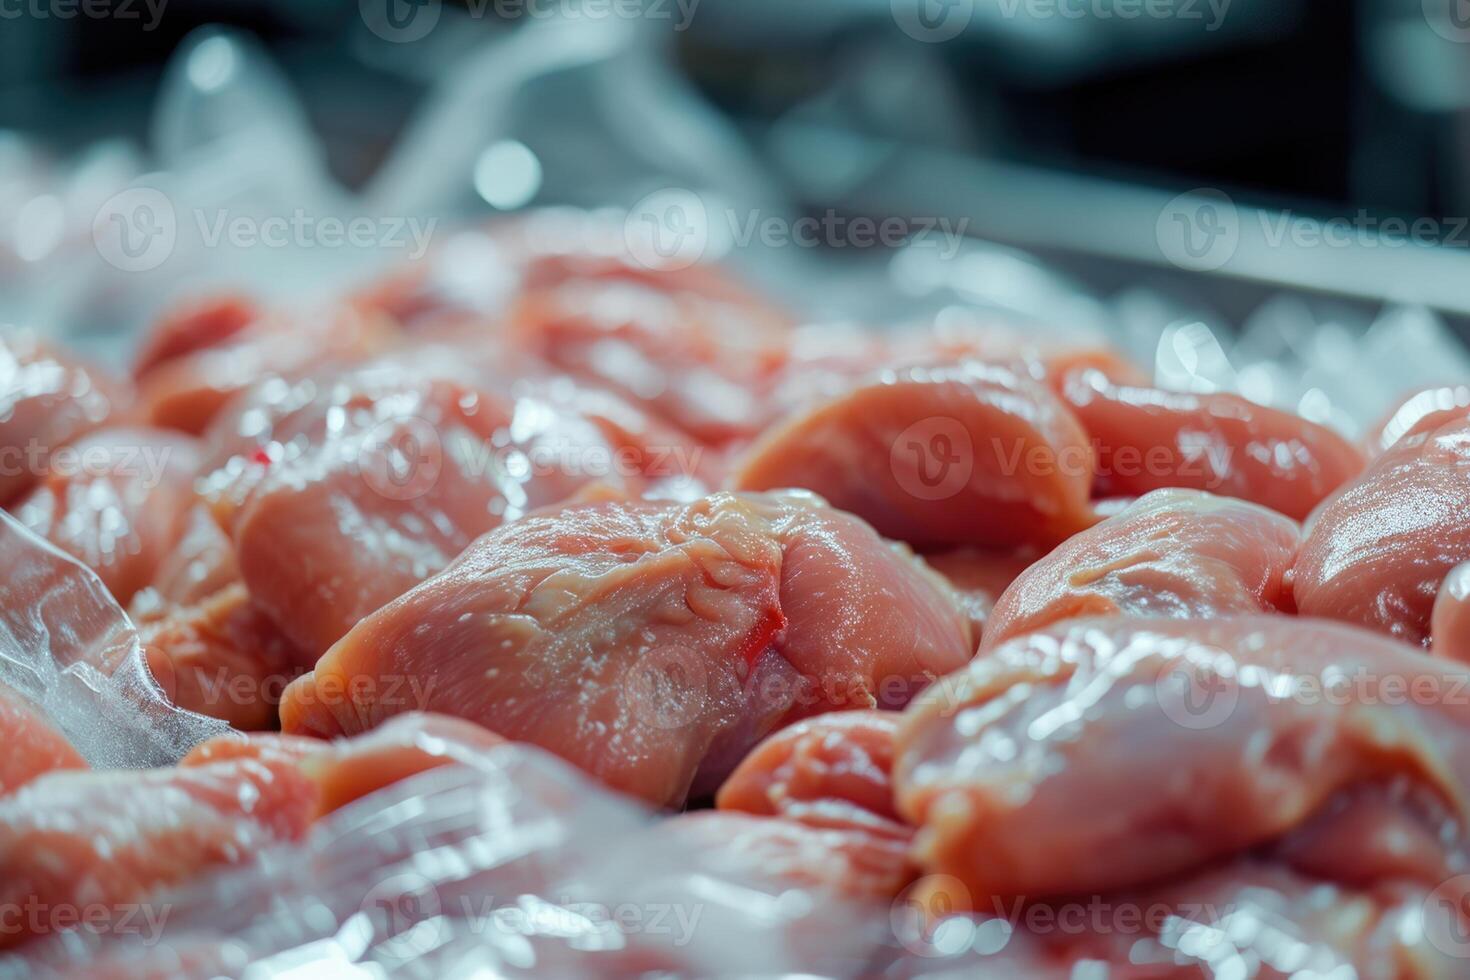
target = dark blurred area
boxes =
[1,0,1467,219]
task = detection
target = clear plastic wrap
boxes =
[0,510,229,770]
[2,745,889,979]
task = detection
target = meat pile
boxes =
[3,209,1470,978]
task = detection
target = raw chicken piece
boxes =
[134,303,396,436]
[0,333,126,506]
[0,683,86,796]
[895,615,1470,906]
[982,489,1300,650]
[358,215,790,445]
[141,504,241,608]
[1431,563,1470,662]
[281,490,973,806]
[731,361,1098,551]
[507,274,787,445]
[131,584,308,731]
[1295,415,1470,647]
[360,212,787,335]
[1366,383,1470,456]
[297,711,506,815]
[0,745,317,950]
[200,352,621,656]
[182,712,505,816]
[717,710,908,840]
[0,714,507,953]
[1058,367,1364,520]
[922,548,1038,648]
[131,294,259,378]
[126,500,311,731]
[12,427,201,605]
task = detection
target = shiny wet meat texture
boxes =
[1058,367,1364,520]
[0,744,316,950]
[0,684,87,797]
[182,711,506,816]
[0,713,507,952]
[0,333,125,506]
[132,583,308,732]
[1365,383,1470,456]
[1,213,1451,976]
[133,302,397,436]
[12,427,201,606]
[918,548,1037,648]
[281,490,972,806]
[200,352,619,656]
[1295,413,1470,648]
[982,488,1300,649]
[716,709,907,840]
[731,361,1098,551]
[896,615,1470,907]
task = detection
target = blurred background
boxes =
[3,0,1470,427]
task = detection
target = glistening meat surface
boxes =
[13,427,202,606]
[1058,367,1364,520]
[896,615,1470,906]
[982,488,1301,649]
[731,361,1098,551]
[1295,414,1470,648]
[281,490,973,807]
[200,351,619,656]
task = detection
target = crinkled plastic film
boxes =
[3,746,886,979]
[0,511,230,770]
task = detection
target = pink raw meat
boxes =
[1058,367,1363,520]
[896,615,1470,906]
[982,488,1300,649]
[280,490,973,806]
[1295,414,1470,647]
